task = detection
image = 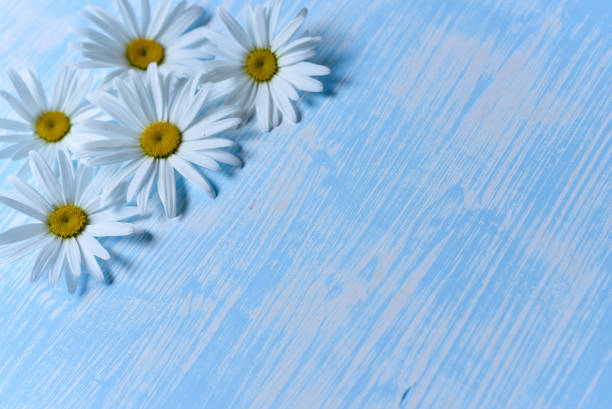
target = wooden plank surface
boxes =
[0,0,610,408]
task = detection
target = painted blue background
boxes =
[0,0,610,408]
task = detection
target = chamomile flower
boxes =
[200,0,330,132]
[73,0,210,87]
[0,67,97,174]
[0,151,138,293]
[75,64,243,218]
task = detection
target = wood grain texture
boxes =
[0,0,610,408]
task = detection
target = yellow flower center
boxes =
[245,49,278,82]
[48,205,88,239]
[140,122,182,158]
[126,38,165,70]
[35,111,71,143]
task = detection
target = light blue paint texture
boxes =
[0,0,610,408]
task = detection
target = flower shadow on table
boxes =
[173,166,240,218]
[300,22,353,106]
[77,230,154,296]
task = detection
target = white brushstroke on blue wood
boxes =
[0,0,610,408]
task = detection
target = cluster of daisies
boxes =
[0,0,329,293]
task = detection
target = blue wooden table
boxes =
[0,0,610,408]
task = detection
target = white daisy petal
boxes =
[276,36,321,57]
[147,63,165,120]
[137,163,157,214]
[0,233,51,267]
[65,267,78,294]
[178,151,221,171]
[147,0,173,38]
[90,206,140,224]
[0,223,46,246]
[0,134,33,143]
[0,118,31,132]
[280,68,324,92]
[189,105,242,131]
[157,160,176,218]
[0,194,47,221]
[273,75,299,101]
[87,222,135,237]
[74,164,95,202]
[218,8,253,51]
[270,78,298,123]
[79,120,138,140]
[255,84,273,132]
[49,242,66,287]
[169,155,215,197]
[182,138,237,151]
[183,117,241,140]
[272,8,307,51]
[88,93,145,131]
[244,5,258,45]
[24,68,49,109]
[254,6,268,48]
[278,49,316,66]
[79,241,105,281]
[114,78,152,129]
[0,90,36,121]
[128,70,157,124]
[200,28,246,60]
[204,149,244,168]
[98,68,130,90]
[290,61,331,76]
[8,174,53,212]
[78,231,110,260]
[127,157,155,202]
[168,155,216,198]
[64,74,94,116]
[74,27,119,53]
[117,0,140,38]
[267,0,282,39]
[176,82,210,130]
[4,141,38,161]
[58,150,76,203]
[84,149,142,166]
[82,6,131,43]
[167,78,193,125]
[50,67,69,109]
[66,238,82,280]
[29,151,63,205]
[140,0,151,36]
[169,25,207,49]
[158,5,202,45]
[30,238,60,283]
[7,69,39,112]
[101,160,143,201]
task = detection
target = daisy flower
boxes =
[0,151,139,293]
[75,64,243,218]
[73,0,210,86]
[200,0,330,132]
[0,67,97,174]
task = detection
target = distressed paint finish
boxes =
[0,0,610,408]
